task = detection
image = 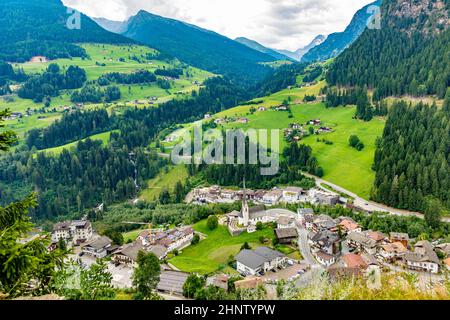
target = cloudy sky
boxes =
[63,0,375,51]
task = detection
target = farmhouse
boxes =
[274,228,298,245]
[82,236,112,258]
[138,227,194,253]
[236,247,287,276]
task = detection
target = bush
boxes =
[207,215,219,230]
[191,233,200,245]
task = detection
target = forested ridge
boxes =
[0,0,133,62]
[327,0,450,99]
[372,96,450,217]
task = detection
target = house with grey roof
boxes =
[274,228,298,245]
[403,240,440,273]
[236,247,287,276]
[82,236,112,258]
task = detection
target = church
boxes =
[226,181,273,233]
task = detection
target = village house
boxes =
[435,243,450,257]
[312,214,337,233]
[236,247,288,276]
[262,189,283,205]
[204,113,212,119]
[138,226,195,254]
[297,208,314,220]
[274,228,298,245]
[308,230,341,256]
[314,192,340,206]
[277,216,296,229]
[378,242,407,262]
[365,230,388,244]
[303,214,315,230]
[307,119,321,126]
[347,232,378,255]
[315,251,336,267]
[282,187,303,203]
[342,253,368,271]
[221,189,237,200]
[258,106,266,111]
[337,217,362,235]
[214,118,226,124]
[403,240,440,273]
[390,232,409,247]
[112,242,144,267]
[51,220,93,246]
[82,236,112,259]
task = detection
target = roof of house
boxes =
[436,243,450,255]
[277,216,295,226]
[366,230,387,242]
[236,247,286,270]
[409,240,440,264]
[347,232,377,249]
[115,242,144,262]
[316,251,335,262]
[390,232,409,240]
[148,245,167,259]
[339,219,361,232]
[275,228,298,239]
[342,254,368,270]
[284,187,303,194]
[236,250,268,270]
[157,271,190,295]
[311,230,340,246]
[84,236,111,250]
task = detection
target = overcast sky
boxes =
[63,0,375,51]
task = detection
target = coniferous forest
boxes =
[372,96,450,214]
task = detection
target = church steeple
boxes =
[242,177,249,226]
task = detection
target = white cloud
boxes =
[63,0,375,51]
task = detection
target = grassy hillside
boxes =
[170,82,385,198]
[39,130,117,156]
[2,43,213,142]
[140,165,188,202]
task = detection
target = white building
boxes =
[51,220,93,245]
[403,241,440,274]
[282,187,303,203]
[236,247,287,276]
[262,189,283,205]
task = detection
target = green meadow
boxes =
[140,165,189,202]
[173,82,385,199]
[169,219,276,274]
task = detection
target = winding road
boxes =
[302,172,450,223]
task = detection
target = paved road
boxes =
[303,172,450,223]
[297,227,317,266]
